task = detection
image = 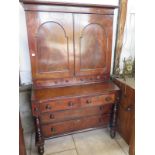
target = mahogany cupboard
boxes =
[21,1,119,154]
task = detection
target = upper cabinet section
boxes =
[74,14,113,76]
[25,12,74,79]
[22,1,117,87]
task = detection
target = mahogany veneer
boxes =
[21,1,119,154]
[40,104,113,124]
[42,114,111,138]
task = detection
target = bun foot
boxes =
[38,145,44,155]
[110,130,116,138]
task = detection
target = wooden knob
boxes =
[46,104,51,110]
[34,107,38,112]
[49,114,54,119]
[86,100,91,104]
[105,96,112,102]
[68,101,74,107]
[126,106,131,111]
[51,127,56,133]
[97,75,100,79]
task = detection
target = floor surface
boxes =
[25,128,129,155]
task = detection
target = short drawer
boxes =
[39,98,79,113]
[40,104,113,124]
[80,93,115,107]
[41,114,110,138]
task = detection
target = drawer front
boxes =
[40,104,113,124]
[80,93,115,107]
[39,98,79,113]
[41,114,110,138]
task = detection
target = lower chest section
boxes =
[32,85,118,138]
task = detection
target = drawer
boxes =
[80,93,115,107]
[39,98,79,113]
[41,114,110,138]
[40,104,113,124]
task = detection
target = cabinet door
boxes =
[26,12,74,79]
[74,14,113,76]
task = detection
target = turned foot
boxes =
[110,102,118,139]
[35,117,44,155]
[38,144,44,155]
[110,129,116,138]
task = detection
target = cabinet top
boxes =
[21,0,119,9]
[114,78,135,89]
[32,82,120,102]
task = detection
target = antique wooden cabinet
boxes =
[21,1,119,154]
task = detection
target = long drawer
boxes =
[40,104,113,124]
[37,93,115,113]
[41,114,110,138]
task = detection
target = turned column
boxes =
[110,95,119,138]
[35,117,44,155]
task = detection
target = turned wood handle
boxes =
[126,106,132,111]
[51,127,56,133]
[120,104,133,111]
[34,107,38,112]
[49,114,54,119]
[105,96,112,102]
[86,99,92,104]
[68,101,74,107]
[46,104,52,110]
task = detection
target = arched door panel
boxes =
[74,14,113,77]
[26,12,74,79]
